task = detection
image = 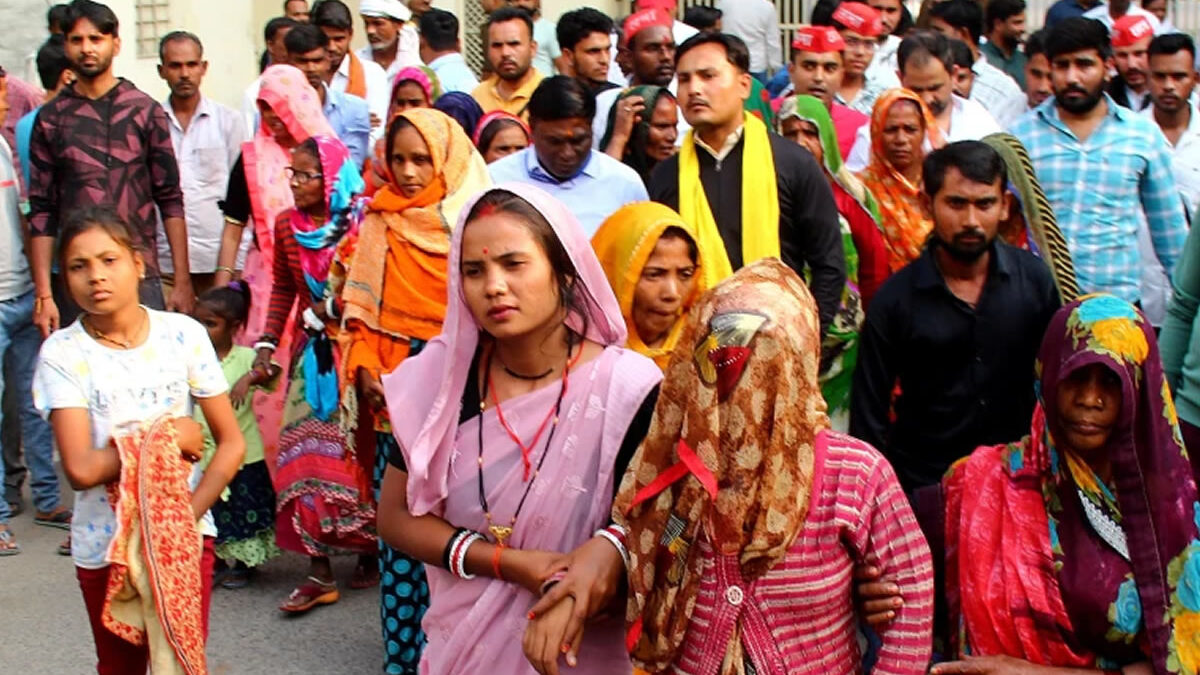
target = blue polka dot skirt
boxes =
[375,432,429,674]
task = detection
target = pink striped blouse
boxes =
[670,431,934,675]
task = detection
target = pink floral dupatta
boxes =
[382,183,662,673]
[240,66,335,471]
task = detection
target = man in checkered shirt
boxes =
[1010,17,1186,306]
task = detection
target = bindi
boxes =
[482,247,489,255]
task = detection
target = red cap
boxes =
[1111,14,1154,47]
[635,0,677,11]
[792,26,846,53]
[832,2,884,38]
[622,9,674,47]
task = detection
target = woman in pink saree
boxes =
[213,65,335,472]
[377,183,663,674]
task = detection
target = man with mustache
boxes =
[28,0,192,335]
[1142,33,1200,222]
[156,31,244,297]
[851,141,1060,492]
[472,7,544,122]
[594,8,685,152]
[1011,17,1186,308]
[1108,13,1154,110]
[357,0,421,84]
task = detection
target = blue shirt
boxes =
[1044,0,1098,27]
[487,147,649,235]
[321,85,370,168]
[15,107,39,191]
[1010,94,1188,303]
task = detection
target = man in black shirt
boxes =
[850,141,1060,492]
[648,32,845,332]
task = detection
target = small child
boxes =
[193,281,282,589]
[34,207,245,672]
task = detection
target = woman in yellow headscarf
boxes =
[856,88,944,272]
[328,106,491,673]
[591,202,706,371]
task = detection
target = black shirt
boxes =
[1108,77,1150,112]
[849,243,1060,491]
[647,131,846,334]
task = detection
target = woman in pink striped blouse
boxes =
[525,259,934,675]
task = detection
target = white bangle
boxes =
[325,296,338,320]
[252,341,277,353]
[451,532,483,580]
[594,528,630,567]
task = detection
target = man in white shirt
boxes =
[847,30,1001,171]
[419,9,480,95]
[1083,0,1164,34]
[312,0,390,134]
[867,0,905,77]
[716,0,782,82]
[241,16,298,139]
[358,0,421,84]
[1144,33,1200,221]
[156,32,244,295]
[928,0,1027,128]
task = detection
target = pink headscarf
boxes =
[382,182,628,515]
[471,110,531,148]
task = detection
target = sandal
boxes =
[57,536,71,556]
[349,558,380,589]
[221,567,251,590]
[34,506,72,530]
[0,525,21,556]
[280,576,339,614]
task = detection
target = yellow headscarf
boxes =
[592,202,707,370]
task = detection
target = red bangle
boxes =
[492,542,505,580]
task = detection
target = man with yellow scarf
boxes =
[647,32,846,332]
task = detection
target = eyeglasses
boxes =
[285,167,323,184]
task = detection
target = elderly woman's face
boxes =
[1055,363,1123,457]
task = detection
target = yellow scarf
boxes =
[677,112,780,289]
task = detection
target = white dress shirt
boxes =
[156,96,245,274]
[716,0,783,74]
[1143,104,1200,222]
[1082,4,1165,34]
[330,52,391,126]
[971,55,1027,129]
[845,95,1002,171]
[428,52,480,95]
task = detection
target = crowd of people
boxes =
[2,0,1200,672]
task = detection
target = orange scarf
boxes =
[856,89,944,272]
[345,51,368,100]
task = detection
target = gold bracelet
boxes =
[216,266,236,276]
[33,294,52,316]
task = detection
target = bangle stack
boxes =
[594,523,631,567]
[325,296,338,320]
[444,528,483,580]
[252,340,278,353]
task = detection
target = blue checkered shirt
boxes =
[1010,94,1188,303]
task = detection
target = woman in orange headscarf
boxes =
[329,107,491,674]
[856,88,944,272]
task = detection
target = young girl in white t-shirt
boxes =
[34,207,245,672]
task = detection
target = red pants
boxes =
[75,536,215,675]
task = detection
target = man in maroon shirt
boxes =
[27,0,191,336]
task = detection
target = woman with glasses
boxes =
[252,134,378,614]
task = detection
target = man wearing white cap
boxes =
[358,0,422,84]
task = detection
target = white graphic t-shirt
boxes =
[34,309,229,569]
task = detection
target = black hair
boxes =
[929,0,983,45]
[1025,28,1049,60]
[985,0,1026,33]
[557,8,615,52]
[36,35,71,91]
[63,0,119,37]
[476,117,529,155]
[675,32,751,73]
[158,30,203,62]
[384,115,417,165]
[898,29,954,74]
[949,38,973,69]
[1045,17,1111,61]
[197,282,253,326]
[487,7,535,41]
[48,4,71,32]
[923,140,1008,198]
[684,6,723,32]
[464,189,589,343]
[285,22,330,54]
[56,206,140,272]
[896,3,915,35]
[811,0,843,27]
[264,16,299,43]
[293,136,320,163]
[420,9,460,53]
[659,225,699,265]
[1149,33,1196,63]
[310,0,352,30]
[527,76,596,124]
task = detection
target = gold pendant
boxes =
[489,525,513,544]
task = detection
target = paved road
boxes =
[0,483,384,674]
